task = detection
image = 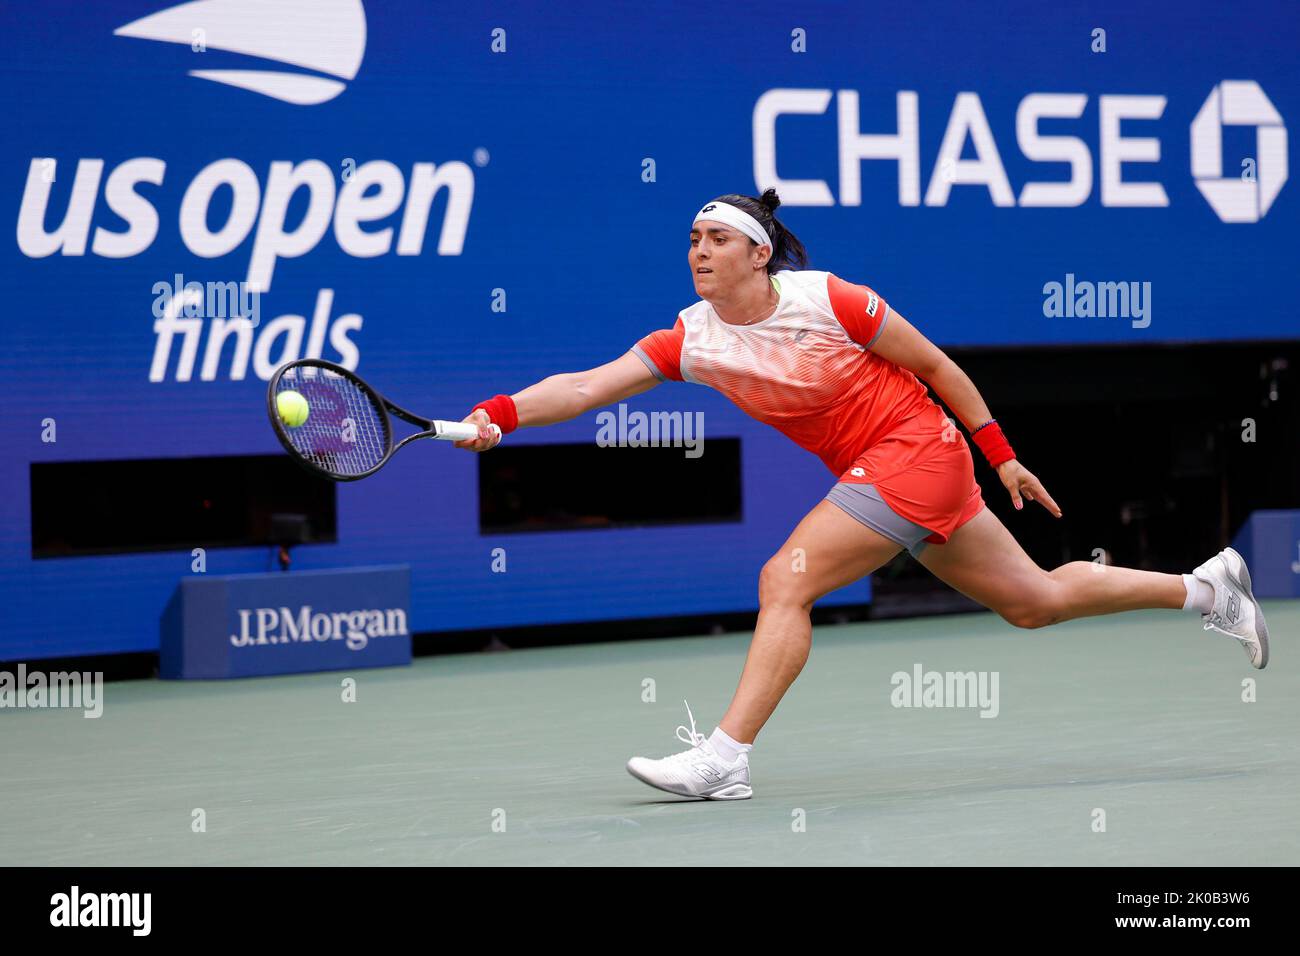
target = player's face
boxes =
[689,222,756,298]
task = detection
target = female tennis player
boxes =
[456,188,1270,801]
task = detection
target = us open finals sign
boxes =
[161,566,411,679]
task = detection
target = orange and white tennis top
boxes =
[631,269,983,541]
[633,269,950,475]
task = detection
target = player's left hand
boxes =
[995,459,1061,517]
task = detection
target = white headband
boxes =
[692,201,772,248]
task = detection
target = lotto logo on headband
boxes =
[701,203,717,212]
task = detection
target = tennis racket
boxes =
[266,358,500,481]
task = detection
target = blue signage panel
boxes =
[160,565,412,679]
[2,1,1295,658]
[1231,511,1300,599]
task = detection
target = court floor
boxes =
[3,602,1295,866]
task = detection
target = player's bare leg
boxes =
[915,507,1182,626]
[627,499,901,799]
[717,500,903,743]
[916,507,1269,666]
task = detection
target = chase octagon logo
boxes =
[114,0,366,106]
[1191,81,1288,223]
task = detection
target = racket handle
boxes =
[434,420,502,442]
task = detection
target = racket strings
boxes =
[276,368,389,476]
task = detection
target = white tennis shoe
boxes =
[1192,547,1270,669]
[626,701,752,800]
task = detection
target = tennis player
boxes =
[458,189,1270,801]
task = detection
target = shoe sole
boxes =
[1222,547,1270,669]
[626,764,753,800]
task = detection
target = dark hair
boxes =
[710,187,809,275]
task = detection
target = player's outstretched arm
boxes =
[455,352,661,451]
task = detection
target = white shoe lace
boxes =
[675,699,707,748]
[1196,562,1234,635]
[655,700,711,765]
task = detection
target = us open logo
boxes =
[114,0,367,106]
[15,0,477,386]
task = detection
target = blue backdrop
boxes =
[2,0,1296,659]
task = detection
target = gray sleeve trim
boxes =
[864,305,890,349]
[630,345,668,382]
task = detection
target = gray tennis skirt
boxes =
[825,482,935,557]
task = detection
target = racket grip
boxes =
[435,420,502,442]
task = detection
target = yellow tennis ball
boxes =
[277,390,310,428]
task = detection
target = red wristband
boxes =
[472,394,518,435]
[971,421,1015,467]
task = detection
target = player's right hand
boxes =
[454,408,501,452]
[995,459,1061,517]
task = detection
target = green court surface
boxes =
[3,603,1296,866]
